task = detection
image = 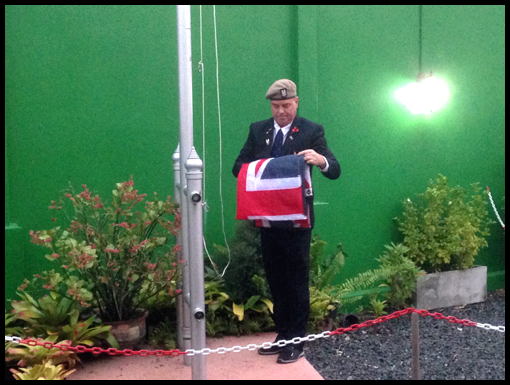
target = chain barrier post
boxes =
[411,311,420,380]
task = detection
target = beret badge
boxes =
[280,88,288,98]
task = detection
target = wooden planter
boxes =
[414,265,487,310]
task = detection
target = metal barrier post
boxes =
[411,312,420,380]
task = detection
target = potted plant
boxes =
[26,176,183,349]
[396,174,494,309]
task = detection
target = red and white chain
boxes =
[5,308,504,357]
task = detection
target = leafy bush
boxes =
[148,316,177,350]
[212,221,269,303]
[203,272,274,337]
[307,240,422,332]
[6,335,77,369]
[376,243,423,310]
[28,177,182,322]
[308,238,347,331]
[309,235,347,290]
[396,174,493,272]
[10,359,76,381]
[10,290,117,348]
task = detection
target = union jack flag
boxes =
[236,155,312,226]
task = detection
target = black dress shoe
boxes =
[276,346,305,364]
[258,344,284,355]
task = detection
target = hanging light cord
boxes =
[418,4,423,74]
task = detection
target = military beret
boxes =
[265,79,297,100]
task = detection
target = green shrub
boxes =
[376,243,423,309]
[212,221,269,303]
[396,174,493,272]
[204,273,274,337]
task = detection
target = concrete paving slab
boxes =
[67,332,324,380]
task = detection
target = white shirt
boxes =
[273,120,292,143]
[273,120,329,173]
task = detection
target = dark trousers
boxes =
[260,227,312,341]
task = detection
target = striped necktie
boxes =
[271,129,284,158]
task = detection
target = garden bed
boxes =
[305,289,505,380]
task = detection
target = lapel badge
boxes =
[289,135,294,140]
[266,138,270,146]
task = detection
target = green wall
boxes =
[314,5,506,286]
[5,5,505,308]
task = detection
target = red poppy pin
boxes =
[292,127,299,133]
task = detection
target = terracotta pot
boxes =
[103,310,148,350]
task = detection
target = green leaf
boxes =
[23,292,39,308]
[244,295,260,311]
[57,297,73,319]
[106,331,119,349]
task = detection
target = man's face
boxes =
[271,97,299,127]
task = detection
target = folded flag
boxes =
[236,154,312,223]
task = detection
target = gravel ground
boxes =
[305,290,505,380]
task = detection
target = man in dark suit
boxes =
[233,79,340,364]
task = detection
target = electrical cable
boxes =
[199,5,206,208]
[418,5,423,74]
[199,5,231,278]
[198,5,217,275]
[213,4,232,277]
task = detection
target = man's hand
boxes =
[297,149,326,168]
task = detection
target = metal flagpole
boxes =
[172,145,188,363]
[176,4,206,379]
[176,4,192,367]
[185,148,206,380]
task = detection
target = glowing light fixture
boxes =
[395,5,449,115]
[395,71,449,115]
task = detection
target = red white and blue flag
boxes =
[236,155,312,226]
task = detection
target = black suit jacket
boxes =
[233,116,340,228]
